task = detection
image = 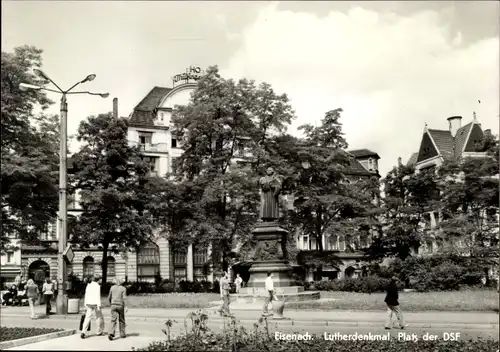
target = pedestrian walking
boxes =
[234,274,243,294]
[25,279,39,319]
[42,278,53,315]
[384,276,407,329]
[219,272,231,315]
[80,276,104,339]
[107,277,128,341]
[262,271,276,316]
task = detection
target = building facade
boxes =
[403,114,498,283]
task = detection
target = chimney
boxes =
[113,98,118,119]
[447,116,462,137]
[398,157,402,167]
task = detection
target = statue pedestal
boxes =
[239,221,320,308]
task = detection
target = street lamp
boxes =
[20,69,109,315]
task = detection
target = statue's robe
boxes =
[259,176,281,221]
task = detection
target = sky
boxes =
[2,1,499,176]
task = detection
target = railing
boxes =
[128,140,168,153]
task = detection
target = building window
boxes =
[327,235,338,250]
[137,243,160,282]
[338,236,346,251]
[138,132,153,146]
[193,246,208,281]
[236,141,245,157]
[7,252,13,263]
[171,138,177,148]
[173,246,187,282]
[106,256,116,279]
[302,236,309,250]
[83,256,95,278]
[368,158,373,170]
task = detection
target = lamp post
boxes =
[20,71,109,315]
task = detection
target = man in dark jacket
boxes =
[384,276,406,329]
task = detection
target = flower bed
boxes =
[132,311,499,352]
[0,327,63,343]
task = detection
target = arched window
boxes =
[137,242,160,283]
[106,257,116,279]
[328,235,338,250]
[338,236,346,251]
[83,256,94,278]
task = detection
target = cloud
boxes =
[222,2,499,176]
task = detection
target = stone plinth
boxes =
[239,285,304,295]
[246,222,290,289]
[246,260,293,288]
[234,291,320,303]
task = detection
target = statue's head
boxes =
[266,167,274,175]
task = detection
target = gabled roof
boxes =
[407,152,418,166]
[129,86,172,128]
[415,117,485,165]
[427,129,455,159]
[454,122,472,154]
[345,157,375,177]
[348,149,380,159]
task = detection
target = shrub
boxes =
[307,276,389,293]
[125,280,216,295]
[389,255,488,292]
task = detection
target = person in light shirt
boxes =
[263,271,276,315]
[234,274,243,294]
[80,276,105,339]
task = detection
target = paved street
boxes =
[1,305,498,328]
[1,306,498,350]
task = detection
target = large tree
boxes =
[369,164,440,261]
[70,113,154,284]
[165,66,296,273]
[436,134,499,270]
[272,109,381,272]
[1,45,59,250]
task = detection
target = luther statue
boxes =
[259,167,281,221]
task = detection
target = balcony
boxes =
[129,141,168,153]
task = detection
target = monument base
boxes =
[234,290,320,303]
[246,260,293,288]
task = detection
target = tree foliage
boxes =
[1,46,59,250]
[370,164,440,261]
[70,113,154,284]
[270,109,381,270]
[437,136,499,264]
[157,66,296,272]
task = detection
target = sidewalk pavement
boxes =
[1,306,498,328]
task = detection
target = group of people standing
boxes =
[23,278,57,318]
[80,276,128,341]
